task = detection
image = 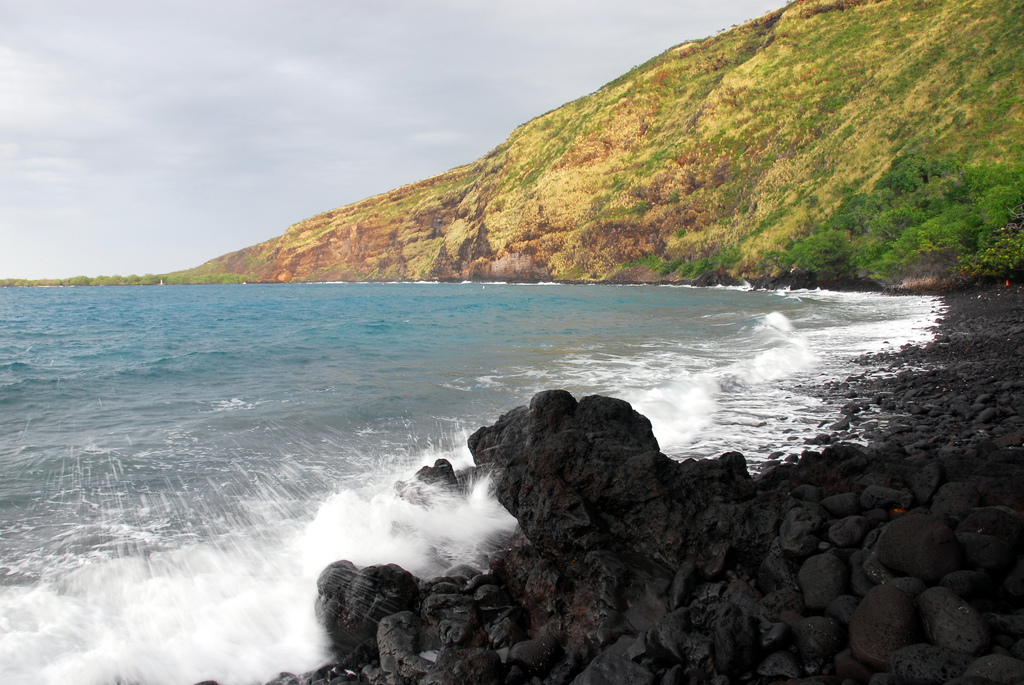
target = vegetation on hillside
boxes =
[8,0,1022,288]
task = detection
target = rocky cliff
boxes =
[176,0,1024,284]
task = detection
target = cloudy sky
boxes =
[0,0,784,279]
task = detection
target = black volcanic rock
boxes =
[468,390,774,567]
[315,561,419,658]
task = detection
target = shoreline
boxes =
[210,285,1024,685]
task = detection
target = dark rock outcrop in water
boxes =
[214,286,1024,685]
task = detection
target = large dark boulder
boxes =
[315,561,420,658]
[473,391,782,652]
[468,391,771,566]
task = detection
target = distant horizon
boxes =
[0,0,784,280]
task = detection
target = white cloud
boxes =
[0,0,784,279]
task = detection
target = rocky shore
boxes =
[202,285,1024,685]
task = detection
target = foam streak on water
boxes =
[0,284,938,685]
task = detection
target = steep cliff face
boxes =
[179,0,1024,283]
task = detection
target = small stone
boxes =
[825,595,860,627]
[793,616,845,666]
[799,552,850,612]
[849,583,921,670]
[756,650,802,679]
[957,532,1014,572]
[963,654,1024,684]
[758,621,790,652]
[821,492,861,518]
[507,635,563,677]
[886,576,926,598]
[978,407,999,424]
[713,606,759,677]
[757,588,804,623]
[570,651,656,685]
[911,461,945,505]
[421,648,502,685]
[1003,557,1024,601]
[867,672,902,685]
[642,609,693,665]
[940,569,994,597]
[860,485,912,511]
[917,586,990,655]
[848,549,876,597]
[835,647,875,683]
[779,505,826,558]
[828,516,870,548]
[791,484,824,502]
[888,643,974,684]
[861,551,897,586]
[956,507,1024,548]
[876,513,962,582]
[984,613,1024,639]
[669,561,698,610]
[931,482,981,527]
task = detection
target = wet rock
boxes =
[956,507,1024,548]
[758,621,790,652]
[887,576,927,598]
[828,515,870,548]
[507,635,563,677]
[377,611,432,680]
[263,674,299,685]
[420,593,485,650]
[957,532,1014,572]
[791,484,824,503]
[669,561,698,610]
[860,485,913,511]
[963,654,1024,684]
[421,647,503,685]
[468,391,766,567]
[798,552,850,611]
[832,649,872,683]
[1002,557,1024,602]
[486,616,526,649]
[824,594,860,627]
[570,651,656,685]
[639,608,693,664]
[758,551,799,595]
[722,579,762,617]
[911,461,945,505]
[849,549,876,597]
[849,583,921,670]
[779,505,826,558]
[917,586,991,656]
[887,643,975,685]
[315,561,419,657]
[984,613,1024,639]
[414,458,459,489]
[862,551,898,586]
[793,616,845,668]
[712,605,759,677]
[546,650,586,685]
[758,588,805,622]
[931,482,981,527]
[756,650,803,679]
[876,514,963,582]
[821,492,861,519]
[940,570,995,598]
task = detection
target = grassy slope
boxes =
[177,0,1024,284]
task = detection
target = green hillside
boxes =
[176,0,1024,287]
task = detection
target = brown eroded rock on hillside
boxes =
[174,0,1024,285]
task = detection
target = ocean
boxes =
[0,283,937,685]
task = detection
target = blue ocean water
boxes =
[0,283,937,684]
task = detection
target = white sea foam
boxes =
[0,536,329,685]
